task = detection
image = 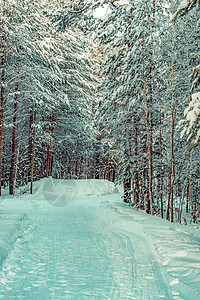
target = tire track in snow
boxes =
[79,201,136,299]
[0,195,173,300]
[0,198,142,299]
[97,204,172,299]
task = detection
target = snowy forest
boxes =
[0,0,199,223]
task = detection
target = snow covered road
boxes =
[0,179,200,299]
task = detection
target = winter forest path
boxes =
[0,179,199,300]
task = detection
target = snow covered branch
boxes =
[170,0,199,22]
[178,92,200,148]
[189,65,200,91]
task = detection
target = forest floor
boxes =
[0,178,200,300]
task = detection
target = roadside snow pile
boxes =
[99,203,200,299]
[75,179,119,197]
[0,193,34,270]
[33,177,120,198]
[0,213,28,269]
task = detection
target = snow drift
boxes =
[0,214,28,269]
[33,177,120,198]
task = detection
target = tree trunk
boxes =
[196,182,200,218]
[46,145,50,177]
[186,183,189,213]
[123,179,131,203]
[28,102,34,182]
[168,1,176,222]
[147,0,156,215]
[112,170,115,182]
[166,176,171,221]
[30,109,36,194]
[124,118,135,204]
[134,116,139,206]
[189,152,194,218]
[13,116,26,195]
[141,142,147,212]
[185,17,194,220]
[49,110,56,176]
[159,110,164,219]
[195,180,199,219]
[59,156,62,179]
[0,3,6,196]
[9,69,20,195]
[142,20,153,215]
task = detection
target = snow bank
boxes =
[33,177,120,198]
[0,213,28,268]
[99,203,200,299]
[0,191,34,270]
[74,179,119,197]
